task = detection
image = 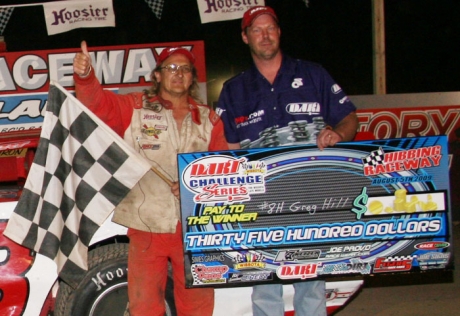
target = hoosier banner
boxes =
[178,136,453,288]
[43,0,115,35]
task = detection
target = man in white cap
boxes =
[216,6,358,316]
[73,41,227,316]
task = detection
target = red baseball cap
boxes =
[241,6,278,31]
[157,47,196,65]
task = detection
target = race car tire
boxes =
[54,243,176,316]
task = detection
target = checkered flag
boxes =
[4,82,151,288]
[380,255,418,262]
[191,264,205,285]
[362,147,385,167]
[0,7,14,35]
[144,0,165,20]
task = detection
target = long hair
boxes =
[143,64,203,104]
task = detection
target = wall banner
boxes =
[0,40,206,133]
[43,0,115,35]
[178,136,453,288]
[196,0,265,24]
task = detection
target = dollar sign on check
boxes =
[351,187,368,219]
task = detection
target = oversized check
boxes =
[178,136,453,288]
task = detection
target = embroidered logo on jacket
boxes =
[215,107,225,117]
[331,84,342,94]
[141,144,161,150]
[285,103,320,115]
[291,78,303,88]
[143,113,162,120]
[234,110,265,127]
[141,124,162,138]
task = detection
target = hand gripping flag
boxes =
[4,82,151,288]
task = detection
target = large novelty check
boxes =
[178,136,453,288]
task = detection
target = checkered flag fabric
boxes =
[144,0,165,20]
[4,82,151,288]
[0,7,14,35]
[380,255,418,262]
[362,147,385,167]
[191,264,204,285]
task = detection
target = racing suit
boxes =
[74,70,227,316]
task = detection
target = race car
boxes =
[0,129,363,316]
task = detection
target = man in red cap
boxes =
[73,41,227,315]
[217,5,359,316]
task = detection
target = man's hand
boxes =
[73,41,92,77]
[317,127,342,151]
[317,112,359,150]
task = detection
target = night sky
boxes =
[2,0,460,104]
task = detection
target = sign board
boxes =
[0,40,206,133]
[352,92,460,220]
[178,136,453,288]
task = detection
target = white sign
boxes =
[43,0,115,35]
[196,0,265,24]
